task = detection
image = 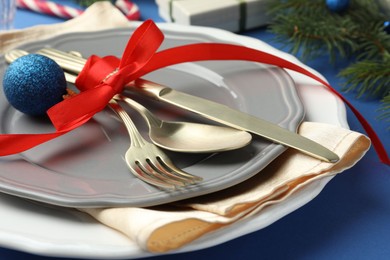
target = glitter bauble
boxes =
[2,54,67,116]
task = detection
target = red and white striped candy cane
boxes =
[16,0,83,19]
[115,0,140,20]
[17,0,140,21]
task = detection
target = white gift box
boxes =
[156,0,271,32]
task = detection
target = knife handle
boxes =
[128,78,173,98]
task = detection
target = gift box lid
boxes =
[156,0,271,31]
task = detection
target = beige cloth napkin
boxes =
[0,2,130,54]
[1,3,370,253]
[79,122,370,252]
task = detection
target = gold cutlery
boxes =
[115,94,251,153]
[129,79,340,163]
[6,48,339,163]
[109,99,202,189]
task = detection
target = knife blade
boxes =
[128,79,339,163]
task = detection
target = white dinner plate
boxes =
[0,22,347,258]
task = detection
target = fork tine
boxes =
[146,157,194,185]
[126,158,177,190]
[141,159,187,187]
[157,155,203,183]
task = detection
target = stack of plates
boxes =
[0,23,346,258]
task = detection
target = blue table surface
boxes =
[2,0,390,259]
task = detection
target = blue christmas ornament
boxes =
[326,0,350,12]
[2,54,67,116]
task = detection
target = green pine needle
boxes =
[267,0,390,120]
[74,0,113,7]
[339,60,390,98]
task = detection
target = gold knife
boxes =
[129,79,340,163]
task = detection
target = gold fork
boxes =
[109,100,202,189]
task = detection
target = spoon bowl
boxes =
[116,94,252,153]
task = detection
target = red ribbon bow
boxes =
[0,20,388,165]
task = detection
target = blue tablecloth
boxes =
[2,0,390,259]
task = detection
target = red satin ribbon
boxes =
[0,20,388,165]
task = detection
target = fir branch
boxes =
[267,0,390,120]
[267,0,389,62]
[339,59,390,98]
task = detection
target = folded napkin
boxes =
[0,2,130,54]
[79,122,370,252]
[0,4,370,254]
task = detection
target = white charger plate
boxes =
[0,23,347,258]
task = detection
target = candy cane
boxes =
[115,0,140,20]
[16,0,140,20]
[16,0,83,19]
